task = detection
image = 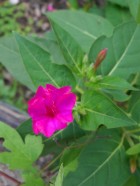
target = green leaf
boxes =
[60,140,84,176]
[123,176,137,186]
[43,122,87,155]
[47,10,114,52]
[16,119,33,139]
[42,38,67,65]
[67,0,78,9]
[0,122,44,170]
[80,90,136,130]
[0,36,35,91]
[28,35,66,65]
[108,0,128,7]
[17,120,87,156]
[128,0,140,23]
[63,129,130,186]
[105,4,132,26]
[97,76,135,90]
[49,20,84,74]
[54,164,64,186]
[103,89,130,102]
[14,33,76,89]
[126,143,140,155]
[131,99,140,123]
[89,21,140,79]
[22,169,45,186]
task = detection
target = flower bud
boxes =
[93,48,108,71]
[130,158,137,173]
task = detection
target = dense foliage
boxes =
[0,0,140,185]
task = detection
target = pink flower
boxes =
[28,84,76,138]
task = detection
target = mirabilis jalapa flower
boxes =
[28,84,76,138]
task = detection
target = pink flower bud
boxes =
[93,48,108,71]
[130,158,137,174]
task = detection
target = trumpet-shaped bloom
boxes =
[28,84,76,137]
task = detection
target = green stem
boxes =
[128,128,140,134]
[41,152,63,172]
[130,134,140,141]
[123,128,135,147]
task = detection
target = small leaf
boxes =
[97,76,136,90]
[103,89,130,102]
[54,164,64,186]
[0,122,44,170]
[80,90,136,130]
[126,144,140,155]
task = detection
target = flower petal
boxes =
[57,93,76,111]
[59,86,71,95]
[57,111,73,123]
[33,118,67,137]
[36,86,48,97]
[28,97,46,119]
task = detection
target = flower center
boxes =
[46,104,57,118]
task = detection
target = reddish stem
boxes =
[0,170,22,186]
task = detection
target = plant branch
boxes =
[0,170,22,186]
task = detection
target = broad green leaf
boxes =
[49,20,84,74]
[43,38,66,65]
[0,36,35,91]
[96,76,135,90]
[108,0,128,7]
[123,176,137,186]
[63,129,130,186]
[128,0,140,23]
[0,122,44,169]
[80,90,136,130]
[43,122,87,155]
[126,143,140,155]
[28,35,66,65]
[60,138,86,176]
[131,99,140,123]
[54,164,64,186]
[14,33,76,89]
[47,10,114,52]
[128,73,140,111]
[105,4,132,26]
[89,21,140,79]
